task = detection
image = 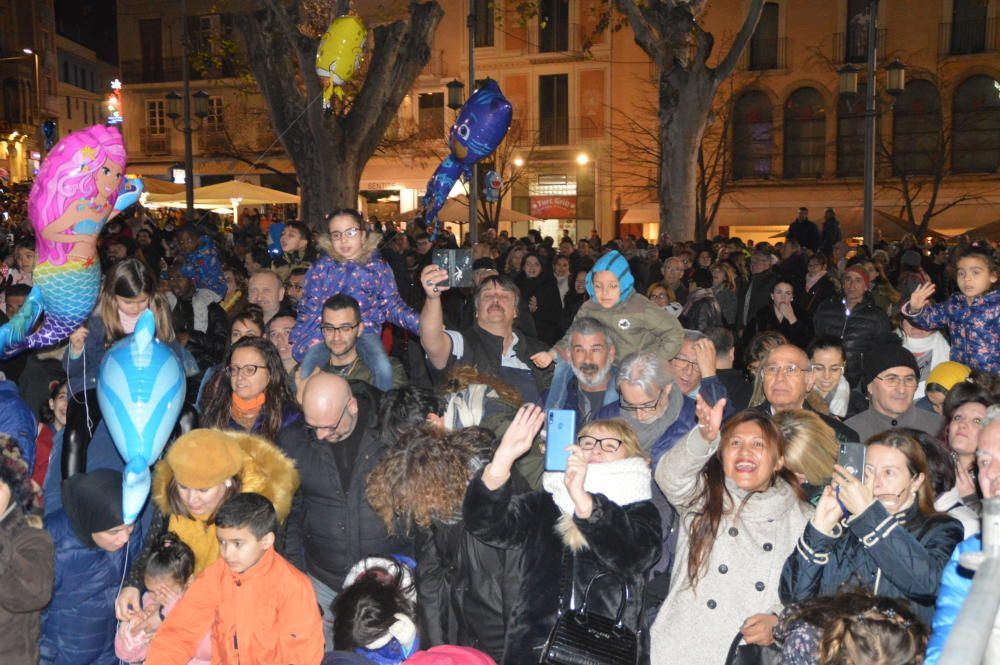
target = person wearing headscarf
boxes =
[40,469,144,665]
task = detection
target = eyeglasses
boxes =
[761,364,811,377]
[228,364,268,378]
[329,228,361,241]
[810,364,845,375]
[305,402,350,438]
[650,292,670,302]
[320,322,360,336]
[875,374,919,389]
[577,435,623,453]
[671,356,699,371]
[620,389,663,413]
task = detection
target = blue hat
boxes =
[586,250,634,304]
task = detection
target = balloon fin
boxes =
[0,286,44,357]
[122,457,150,525]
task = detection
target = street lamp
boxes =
[446,79,465,111]
[165,77,210,223]
[837,0,906,250]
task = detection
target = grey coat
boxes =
[649,428,813,665]
[845,405,944,443]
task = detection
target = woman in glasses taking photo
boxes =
[463,404,661,664]
[199,335,300,442]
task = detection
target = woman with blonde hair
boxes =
[780,429,963,624]
[464,405,660,663]
[710,262,738,327]
[773,409,839,504]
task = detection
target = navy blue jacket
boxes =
[39,510,143,665]
[0,379,37,472]
[596,392,698,464]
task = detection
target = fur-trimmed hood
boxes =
[152,430,300,522]
[317,229,383,263]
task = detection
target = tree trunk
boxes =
[236,1,443,230]
[659,66,714,241]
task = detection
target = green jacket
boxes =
[554,292,684,361]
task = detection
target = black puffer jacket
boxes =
[279,384,413,591]
[812,294,891,387]
[779,502,962,625]
[463,471,661,664]
[415,511,522,662]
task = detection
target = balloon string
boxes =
[234,88,325,180]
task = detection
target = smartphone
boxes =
[837,442,866,483]
[432,249,473,288]
[545,409,576,472]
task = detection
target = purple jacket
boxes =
[290,235,419,362]
[903,288,1000,374]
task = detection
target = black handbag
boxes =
[724,632,780,665]
[540,552,638,665]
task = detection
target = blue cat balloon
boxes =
[422,79,513,239]
[97,310,186,524]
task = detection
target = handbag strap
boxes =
[724,632,746,665]
[579,572,630,628]
[556,547,578,613]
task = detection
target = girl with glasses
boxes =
[290,209,420,392]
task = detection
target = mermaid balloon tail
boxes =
[0,259,100,358]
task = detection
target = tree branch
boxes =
[713,0,765,81]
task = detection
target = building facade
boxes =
[0,0,59,184]
[682,0,1000,240]
[113,0,1000,240]
[56,35,118,136]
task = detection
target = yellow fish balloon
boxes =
[315,15,367,108]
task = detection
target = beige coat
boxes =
[649,428,813,665]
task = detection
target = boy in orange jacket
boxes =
[146,493,324,665]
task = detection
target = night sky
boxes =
[55,0,118,64]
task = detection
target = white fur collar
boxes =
[543,456,652,517]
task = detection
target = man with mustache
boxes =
[419,267,551,404]
[925,405,1000,665]
[543,317,618,425]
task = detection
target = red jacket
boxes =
[146,547,324,665]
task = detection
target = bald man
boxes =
[247,270,286,323]
[279,373,412,651]
[753,344,859,443]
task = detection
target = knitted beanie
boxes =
[586,250,634,303]
[863,342,920,387]
[925,361,972,393]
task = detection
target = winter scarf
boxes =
[621,383,684,453]
[542,456,652,518]
[586,250,634,302]
[901,330,952,398]
[805,270,828,293]
[167,514,220,575]
[824,375,852,419]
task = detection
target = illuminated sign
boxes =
[107,79,124,125]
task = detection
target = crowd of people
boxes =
[0,190,998,665]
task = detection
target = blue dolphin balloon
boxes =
[97,310,186,524]
[423,79,513,239]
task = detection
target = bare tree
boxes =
[877,69,986,239]
[233,0,444,227]
[608,0,766,239]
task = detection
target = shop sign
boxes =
[530,196,577,218]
